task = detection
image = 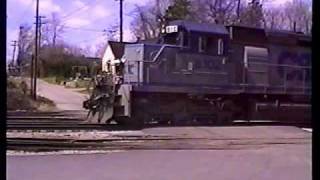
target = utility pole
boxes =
[120,0,123,42]
[30,54,34,97]
[116,0,124,42]
[33,0,39,100]
[11,40,18,66]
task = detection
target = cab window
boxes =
[198,36,207,52]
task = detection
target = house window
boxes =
[218,38,224,55]
[198,36,207,52]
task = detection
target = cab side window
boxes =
[198,36,207,53]
[218,38,224,55]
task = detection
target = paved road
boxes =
[7,126,312,180]
[7,145,311,180]
[36,79,88,111]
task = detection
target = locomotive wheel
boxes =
[216,112,233,125]
[115,116,144,128]
[97,105,106,124]
[157,115,172,125]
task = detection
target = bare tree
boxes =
[129,0,312,36]
[194,0,238,24]
[42,12,65,46]
[130,1,173,40]
[190,0,211,23]
[239,0,265,28]
[82,45,94,57]
[283,0,312,34]
[152,0,172,33]
[263,7,286,30]
[94,43,107,58]
[130,5,157,40]
[104,23,119,41]
[17,24,34,66]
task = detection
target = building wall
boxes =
[102,45,115,72]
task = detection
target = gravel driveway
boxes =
[36,79,88,111]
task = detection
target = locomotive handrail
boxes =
[145,44,185,64]
[244,61,311,69]
[240,60,311,95]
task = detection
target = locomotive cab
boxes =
[161,20,229,56]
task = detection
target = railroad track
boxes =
[7,136,310,152]
[7,124,121,130]
[7,111,311,152]
[7,121,310,131]
[7,110,310,131]
[7,110,87,116]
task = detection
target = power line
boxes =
[60,0,100,22]
[63,26,106,32]
[71,34,106,44]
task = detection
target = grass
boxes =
[7,77,57,111]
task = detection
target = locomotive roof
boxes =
[226,25,311,46]
[169,20,229,35]
[265,29,311,41]
[227,25,311,40]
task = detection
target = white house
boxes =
[101,41,129,72]
[101,43,115,72]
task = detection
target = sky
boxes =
[6,0,150,62]
[6,0,291,63]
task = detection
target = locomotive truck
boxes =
[84,20,311,126]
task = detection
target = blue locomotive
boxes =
[89,20,311,126]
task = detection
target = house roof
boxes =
[108,41,135,59]
[168,20,229,35]
[108,41,125,59]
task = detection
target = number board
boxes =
[165,25,178,33]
